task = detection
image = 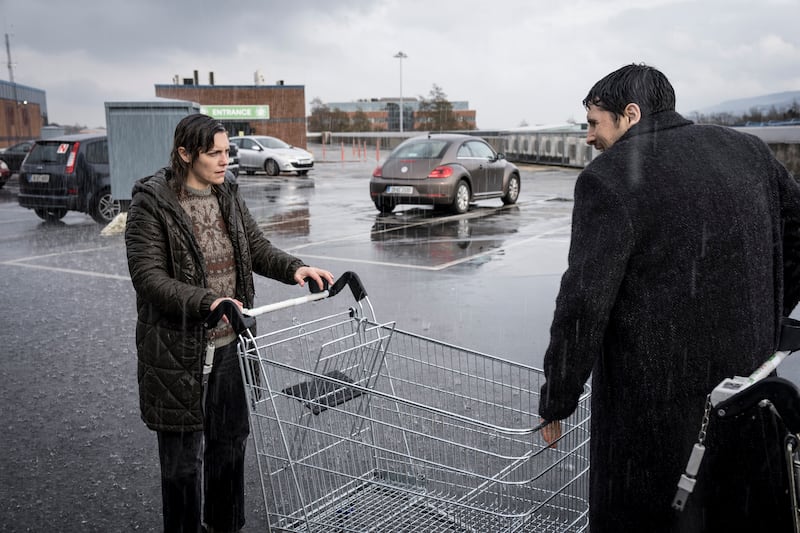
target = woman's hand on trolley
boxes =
[210,297,243,323]
[295,266,335,292]
[540,418,562,448]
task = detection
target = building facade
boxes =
[320,98,476,131]
[0,80,46,148]
[154,79,308,148]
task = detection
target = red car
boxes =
[0,140,35,174]
[0,159,10,188]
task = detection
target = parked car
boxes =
[227,141,240,178]
[0,139,36,175]
[0,159,10,188]
[229,135,314,176]
[369,134,521,214]
[18,133,121,224]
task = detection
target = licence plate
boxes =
[387,186,414,195]
[29,174,50,183]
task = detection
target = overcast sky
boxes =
[1,0,798,130]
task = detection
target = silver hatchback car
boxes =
[230,135,314,176]
[370,134,521,214]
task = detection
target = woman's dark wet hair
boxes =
[170,113,227,186]
[582,63,676,119]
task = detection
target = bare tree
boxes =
[308,102,351,132]
[350,109,371,132]
[416,84,466,132]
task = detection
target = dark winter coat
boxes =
[125,168,304,432]
[539,111,800,532]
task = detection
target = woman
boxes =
[125,113,333,533]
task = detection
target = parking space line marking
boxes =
[283,204,542,253]
[0,208,572,277]
[295,221,572,271]
[0,245,132,281]
[4,245,116,263]
[0,260,131,280]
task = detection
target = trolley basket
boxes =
[208,272,591,532]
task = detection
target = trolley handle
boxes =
[710,318,800,426]
[779,317,800,352]
[203,299,256,336]
[326,270,368,301]
[710,317,800,407]
[715,376,800,432]
[205,271,369,330]
[673,318,800,512]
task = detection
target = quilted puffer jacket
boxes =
[125,167,304,431]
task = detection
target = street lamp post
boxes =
[394,51,408,132]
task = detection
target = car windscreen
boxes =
[391,140,449,160]
[255,137,290,149]
[24,142,74,165]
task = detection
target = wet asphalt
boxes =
[2,147,798,532]
[0,153,581,532]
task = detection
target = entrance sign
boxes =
[200,105,270,120]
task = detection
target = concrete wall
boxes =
[312,129,800,176]
[770,143,800,176]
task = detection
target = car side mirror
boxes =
[496,153,506,161]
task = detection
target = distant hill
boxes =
[688,90,800,117]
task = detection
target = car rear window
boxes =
[392,140,448,160]
[84,140,109,164]
[24,139,108,166]
[25,141,74,165]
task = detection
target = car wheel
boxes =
[34,208,67,221]
[374,199,395,214]
[502,174,521,205]
[451,180,470,214]
[265,159,280,176]
[91,188,122,224]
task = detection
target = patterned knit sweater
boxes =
[180,185,236,342]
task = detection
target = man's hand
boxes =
[540,418,562,448]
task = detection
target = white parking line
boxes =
[0,208,572,277]
[0,260,131,280]
[296,220,573,271]
[0,246,132,281]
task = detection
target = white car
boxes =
[230,135,314,176]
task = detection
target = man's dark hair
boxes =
[170,113,227,183]
[582,63,676,118]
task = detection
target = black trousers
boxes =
[156,341,250,533]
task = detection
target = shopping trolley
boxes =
[206,271,591,532]
[673,318,800,530]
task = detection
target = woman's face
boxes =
[180,131,230,190]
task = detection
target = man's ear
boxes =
[624,103,641,126]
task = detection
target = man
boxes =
[538,64,800,532]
